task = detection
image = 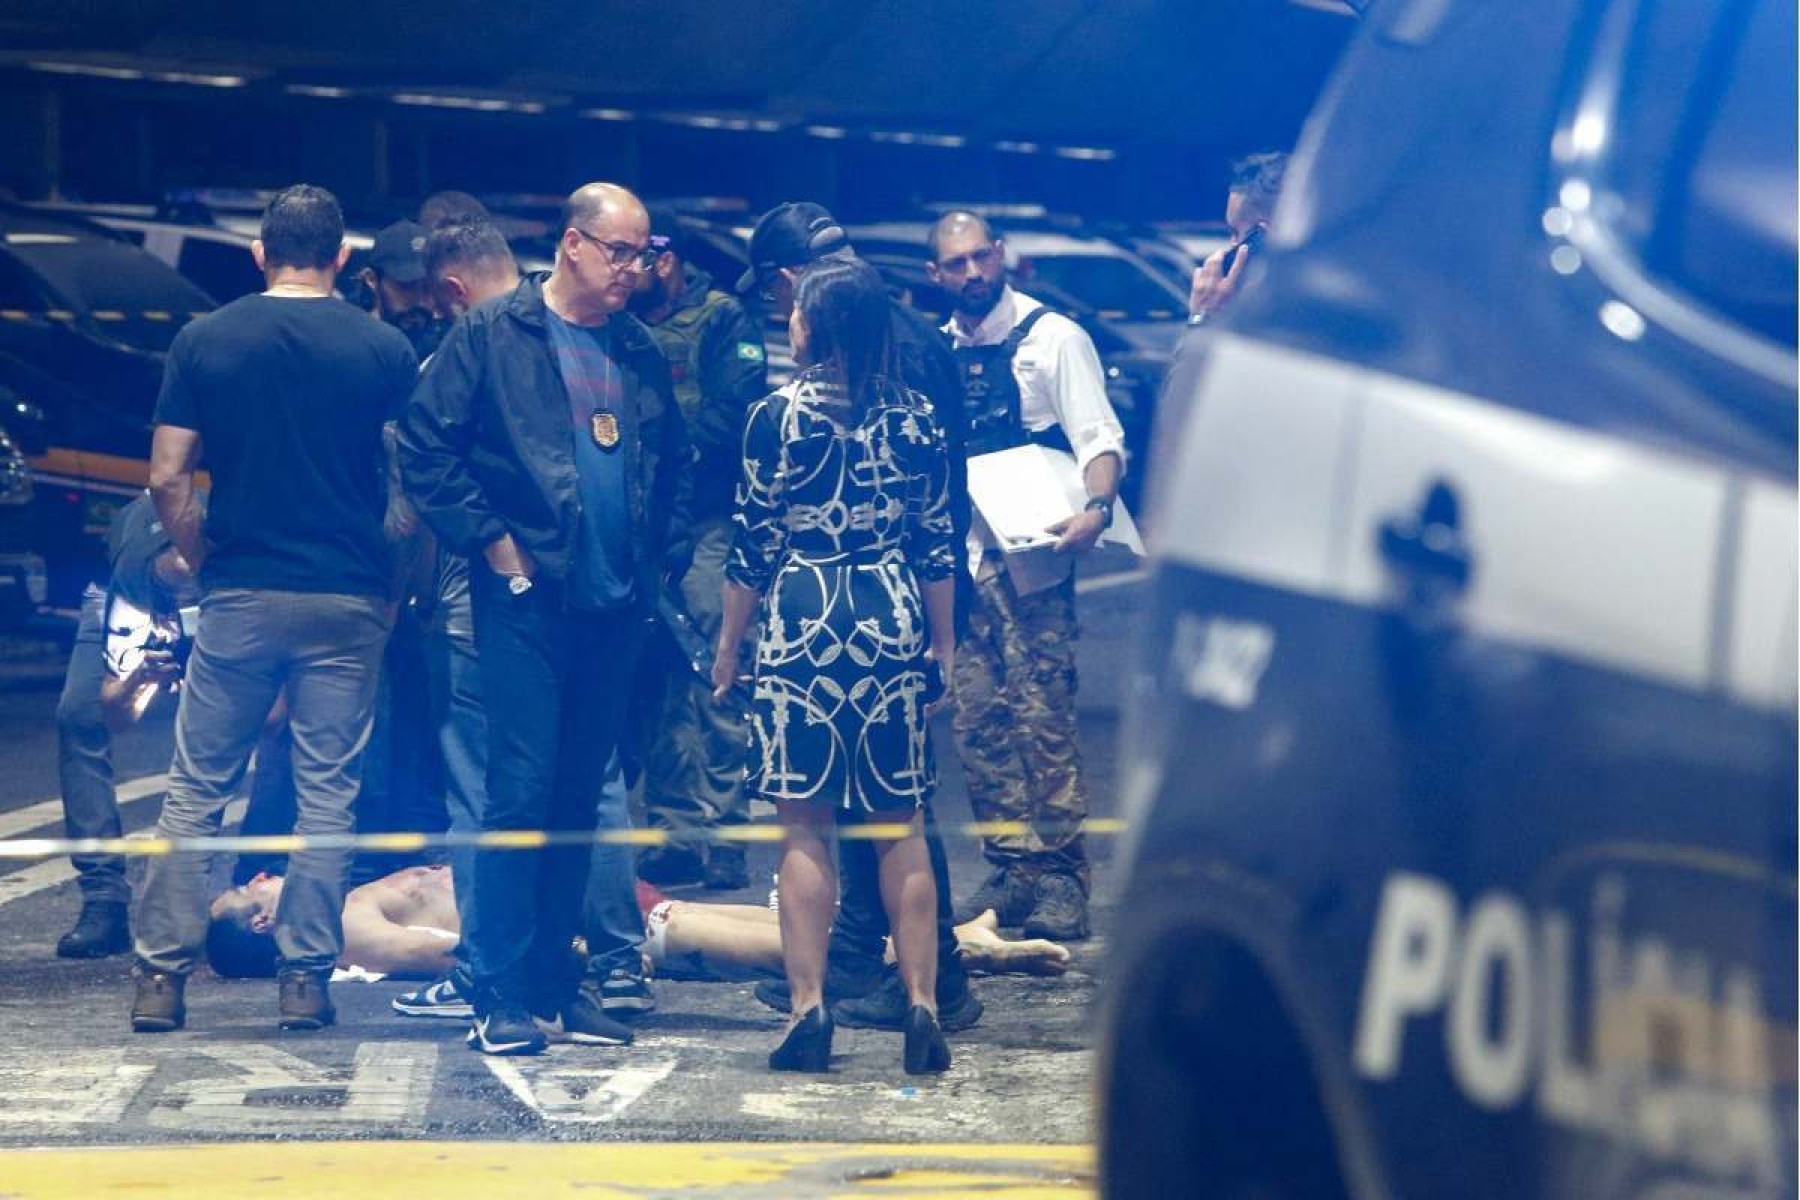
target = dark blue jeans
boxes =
[55,586,126,905]
[465,568,645,1011]
[423,568,486,991]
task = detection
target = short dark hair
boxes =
[418,189,489,230]
[259,184,345,271]
[424,217,516,282]
[1228,151,1289,222]
[205,894,279,979]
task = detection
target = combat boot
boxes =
[277,968,336,1031]
[1022,872,1091,941]
[953,866,1036,926]
[130,967,185,1033]
[57,900,130,958]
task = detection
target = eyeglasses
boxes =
[934,245,999,277]
[570,227,659,272]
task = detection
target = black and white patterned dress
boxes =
[727,368,956,814]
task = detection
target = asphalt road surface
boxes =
[0,573,1143,1176]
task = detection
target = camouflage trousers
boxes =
[950,566,1088,883]
[643,520,752,840]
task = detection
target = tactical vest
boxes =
[647,290,730,422]
[955,307,1072,456]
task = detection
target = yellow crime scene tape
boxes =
[0,819,1131,861]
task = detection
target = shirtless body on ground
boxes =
[208,865,1073,981]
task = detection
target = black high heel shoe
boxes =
[902,1004,951,1075]
[769,1006,833,1072]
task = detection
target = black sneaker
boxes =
[277,968,336,1031]
[1022,872,1091,941]
[832,971,984,1032]
[703,843,750,891]
[391,976,473,1019]
[468,1002,548,1055]
[953,866,1036,926]
[751,953,887,1014]
[130,967,185,1033]
[637,841,704,886]
[536,988,634,1046]
[596,967,656,1018]
[58,901,130,959]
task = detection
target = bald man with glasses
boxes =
[399,182,693,1056]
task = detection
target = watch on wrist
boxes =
[1084,496,1115,530]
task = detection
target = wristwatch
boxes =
[1085,496,1115,530]
[507,574,533,596]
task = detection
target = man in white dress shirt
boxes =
[925,210,1126,941]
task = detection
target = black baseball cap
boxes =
[736,201,850,293]
[644,204,689,261]
[369,220,429,284]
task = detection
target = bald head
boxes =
[563,182,647,233]
[927,211,996,262]
[550,182,653,323]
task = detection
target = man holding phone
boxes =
[1187,151,1288,324]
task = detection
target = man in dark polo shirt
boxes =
[131,183,416,1035]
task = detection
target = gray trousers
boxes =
[134,589,390,976]
[56,585,127,905]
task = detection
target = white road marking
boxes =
[0,773,168,839]
[483,1054,677,1123]
[0,1053,153,1126]
[148,1042,437,1133]
[0,798,245,910]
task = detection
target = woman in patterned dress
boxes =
[712,258,957,1075]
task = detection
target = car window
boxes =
[1608,0,1795,347]
[177,237,263,303]
[6,238,214,353]
[1011,254,1183,318]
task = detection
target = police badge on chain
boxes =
[590,409,621,451]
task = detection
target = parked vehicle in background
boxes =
[0,202,215,613]
[1099,0,1796,1196]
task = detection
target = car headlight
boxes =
[0,426,33,505]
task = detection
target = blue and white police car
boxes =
[1097,1,1795,1197]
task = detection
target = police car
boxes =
[1097,1,1795,1197]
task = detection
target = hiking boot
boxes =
[832,970,984,1032]
[58,900,131,959]
[391,976,473,1020]
[1022,872,1091,941]
[468,1001,548,1056]
[752,953,888,1014]
[130,967,185,1033]
[953,866,1036,926]
[277,968,337,1031]
[703,842,750,891]
[637,841,704,887]
[535,987,634,1047]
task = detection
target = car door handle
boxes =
[1378,478,1474,594]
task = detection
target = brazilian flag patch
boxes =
[736,342,765,363]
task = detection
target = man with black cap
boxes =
[733,201,982,1034]
[359,220,449,360]
[628,205,767,890]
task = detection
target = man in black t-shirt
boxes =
[130,184,416,1037]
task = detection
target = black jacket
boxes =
[397,273,693,597]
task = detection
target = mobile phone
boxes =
[1219,224,1268,275]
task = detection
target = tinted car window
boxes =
[1648,0,1796,344]
[1012,254,1183,316]
[177,237,263,303]
[5,237,214,353]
